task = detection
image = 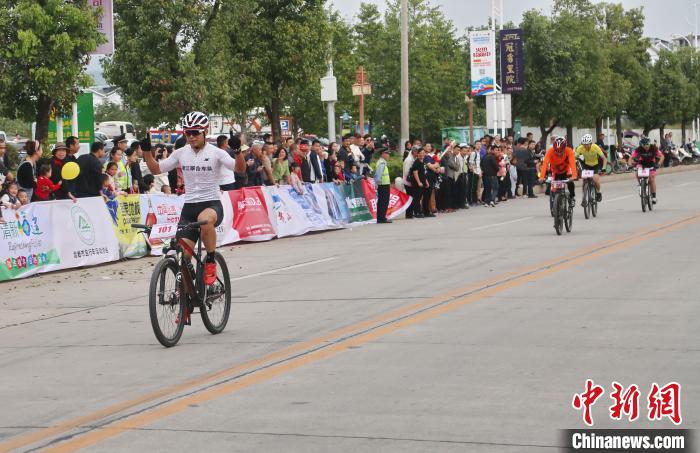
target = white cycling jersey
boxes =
[159,143,236,203]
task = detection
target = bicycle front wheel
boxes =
[640,179,647,213]
[589,183,598,218]
[149,258,185,347]
[553,193,563,235]
[200,252,232,334]
[646,182,654,211]
[582,181,590,219]
[565,196,573,233]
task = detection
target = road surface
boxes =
[1,169,698,452]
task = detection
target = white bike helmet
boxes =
[182,111,209,130]
[581,134,593,145]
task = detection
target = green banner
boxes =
[48,92,95,144]
[342,180,373,223]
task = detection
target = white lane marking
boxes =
[606,195,634,202]
[231,257,338,281]
[674,182,696,187]
[471,217,533,231]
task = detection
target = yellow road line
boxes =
[1,213,697,452]
[35,213,700,452]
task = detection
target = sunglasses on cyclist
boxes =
[184,129,203,137]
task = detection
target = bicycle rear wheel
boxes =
[582,181,590,219]
[647,182,654,211]
[200,252,232,334]
[565,195,573,233]
[640,179,647,213]
[589,183,598,218]
[149,258,185,347]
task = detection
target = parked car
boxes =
[95,121,137,140]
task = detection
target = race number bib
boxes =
[637,168,651,177]
[148,223,177,241]
[582,170,594,178]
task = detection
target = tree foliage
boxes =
[0,0,104,143]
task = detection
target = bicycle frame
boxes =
[163,237,205,307]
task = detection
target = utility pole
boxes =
[321,61,338,142]
[466,95,474,143]
[400,0,409,150]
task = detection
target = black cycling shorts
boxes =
[178,200,224,242]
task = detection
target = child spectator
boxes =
[35,164,62,201]
[333,160,346,183]
[1,171,15,196]
[1,181,21,210]
[105,162,118,190]
[17,189,29,206]
[344,163,360,181]
[143,174,156,194]
[289,162,304,194]
[101,174,116,201]
[161,184,172,195]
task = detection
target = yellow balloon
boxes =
[61,162,80,181]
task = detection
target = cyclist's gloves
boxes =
[140,134,152,152]
[228,130,241,151]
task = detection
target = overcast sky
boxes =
[330,0,698,39]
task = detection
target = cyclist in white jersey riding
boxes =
[143,112,237,285]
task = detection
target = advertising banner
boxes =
[90,0,115,55]
[360,180,413,220]
[470,30,496,96]
[319,183,352,225]
[263,186,311,238]
[0,199,119,281]
[229,187,276,241]
[341,180,374,223]
[48,93,95,144]
[500,29,525,94]
[309,184,344,229]
[106,194,148,258]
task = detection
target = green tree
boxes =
[514,10,563,144]
[353,0,468,143]
[216,0,330,142]
[597,3,648,146]
[103,0,227,127]
[287,9,359,139]
[647,50,688,139]
[676,47,699,143]
[0,0,103,144]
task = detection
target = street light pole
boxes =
[400,0,409,150]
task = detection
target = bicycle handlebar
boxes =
[131,220,209,231]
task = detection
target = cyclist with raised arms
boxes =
[575,133,607,202]
[539,136,577,207]
[629,136,664,204]
[142,112,237,285]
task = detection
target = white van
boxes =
[95,121,136,140]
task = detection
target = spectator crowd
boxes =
[0,130,584,223]
[0,132,386,219]
[400,133,542,218]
